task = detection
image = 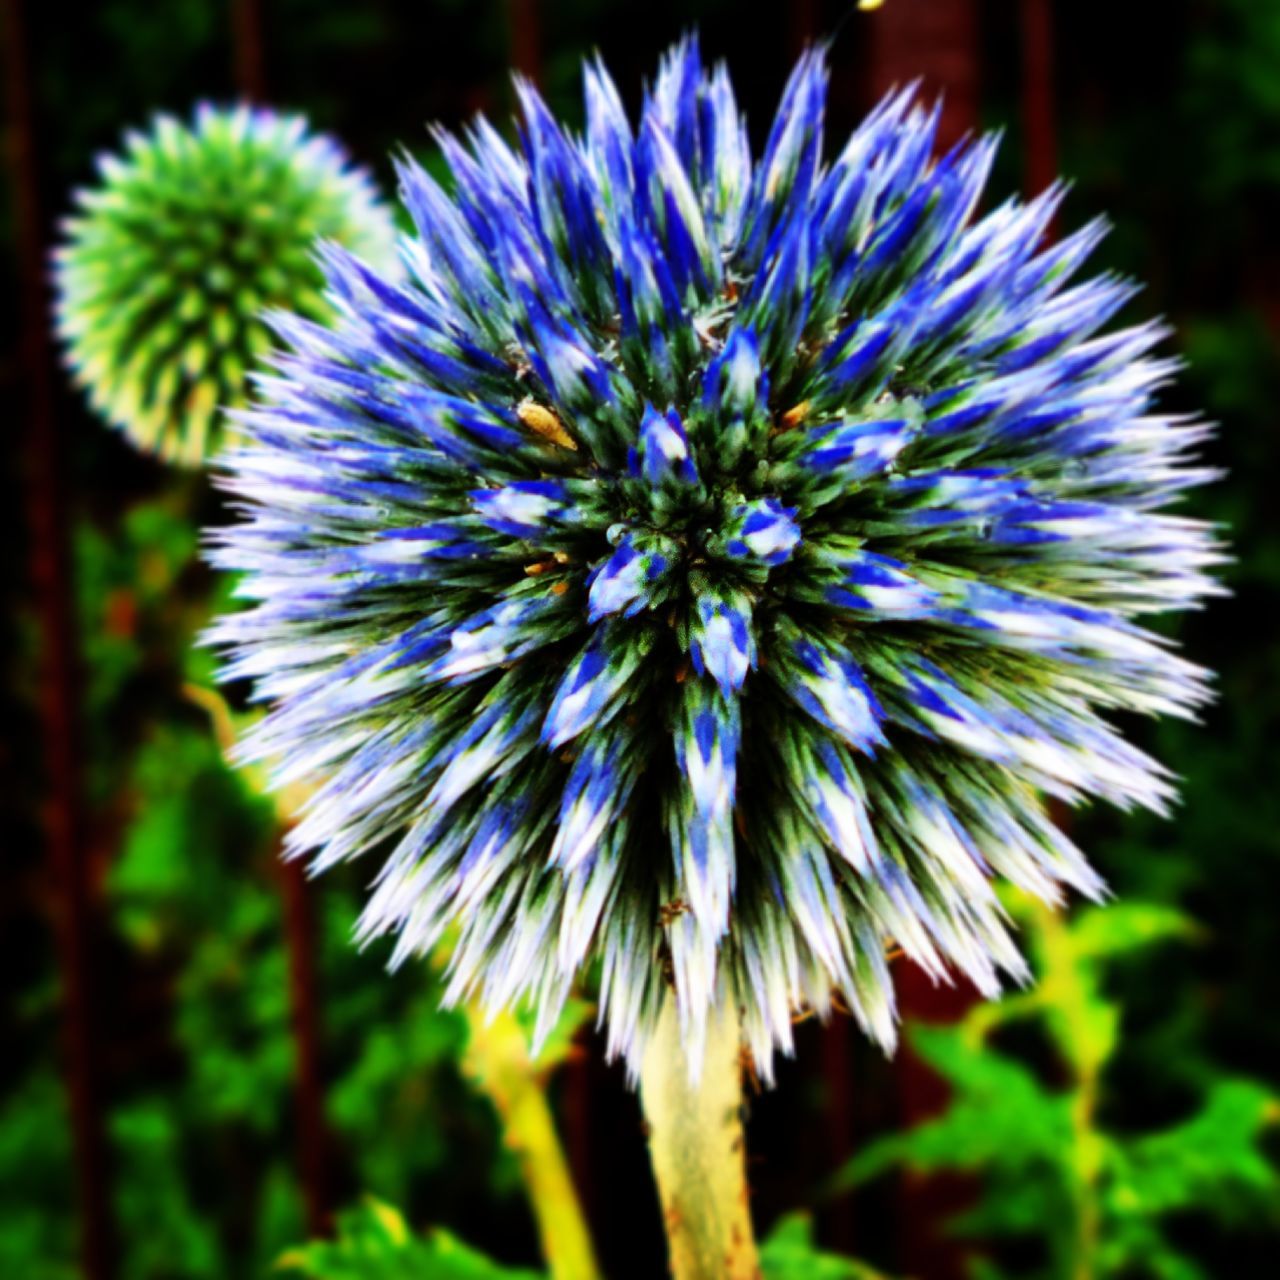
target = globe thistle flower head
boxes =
[55,104,397,466]
[209,40,1224,1080]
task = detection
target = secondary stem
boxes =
[640,996,760,1280]
[462,1009,602,1280]
[189,685,600,1274]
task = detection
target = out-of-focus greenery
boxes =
[277,1199,545,1280]
[3,484,519,1278]
[277,1199,894,1280]
[758,1214,889,1279]
[836,897,1280,1279]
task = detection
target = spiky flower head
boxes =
[209,40,1223,1079]
[55,104,396,465]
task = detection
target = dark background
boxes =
[2,1,1278,1277]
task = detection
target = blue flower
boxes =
[209,39,1224,1078]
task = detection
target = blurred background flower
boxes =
[54,104,395,465]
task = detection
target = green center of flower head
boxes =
[470,310,929,721]
[209,38,1222,1078]
[516,384,806,599]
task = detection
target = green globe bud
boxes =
[55,104,397,465]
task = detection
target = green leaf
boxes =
[760,1213,891,1279]
[834,899,1279,1275]
[1109,1080,1280,1220]
[834,1023,1073,1192]
[111,1102,225,1276]
[1067,904,1199,961]
[276,1198,545,1279]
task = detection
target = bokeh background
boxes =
[2,1,1278,1277]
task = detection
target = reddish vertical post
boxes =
[789,0,819,57]
[2,0,116,1275]
[558,1037,595,1236]
[863,0,980,151]
[1020,0,1057,200]
[819,1016,858,1253]
[507,0,541,82]
[231,0,266,105]
[890,966,979,1280]
[861,4,982,1276]
[278,856,330,1237]
[227,2,331,1236]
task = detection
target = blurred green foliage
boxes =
[277,1199,893,1280]
[277,1199,545,1280]
[1,463,531,1274]
[837,898,1280,1278]
[759,1214,889,1279]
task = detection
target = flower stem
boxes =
[189,681,600,1273]
[461,1008,601,1280]
[640,996,760,1280]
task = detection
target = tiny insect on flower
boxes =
[208,38,1225,1081]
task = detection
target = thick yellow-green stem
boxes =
[640,997,760,1280]
[462,1009,602,1280]
[1033,899,1104,1280]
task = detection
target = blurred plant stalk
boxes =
[640,997,760,1280]
[1024,899,1105,1280]
[459,1008,601,1280]
[954,897,1107,1278]
[187,682,334,1230]
[187,681,601,1278]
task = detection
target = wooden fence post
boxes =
[2,0,117,1273]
